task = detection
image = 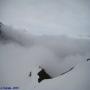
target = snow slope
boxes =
[34,61,90,90]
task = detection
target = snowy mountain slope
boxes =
[0,42,90,90]
[34,61,90,90]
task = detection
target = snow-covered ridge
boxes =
[34,61,90,90]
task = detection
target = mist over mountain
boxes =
[0,22,90,90]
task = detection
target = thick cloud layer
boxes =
[0,23,90,79]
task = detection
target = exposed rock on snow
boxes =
[34,61,90,90]
[87,58,90,61]
[29,65,52,88]
[37,66,52,83]
[29,66,51,83]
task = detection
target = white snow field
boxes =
[34,61,90,90]
[0,23,90,90]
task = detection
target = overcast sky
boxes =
[0,0,89,35]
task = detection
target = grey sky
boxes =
[0,0,89,35]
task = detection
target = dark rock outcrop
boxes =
[38,68,52,83]
[87,58,90,61]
